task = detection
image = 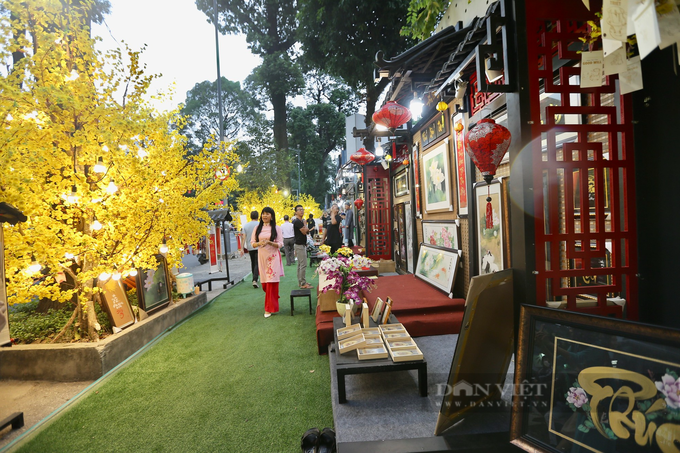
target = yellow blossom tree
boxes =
[236,188,321,230]
[0,0,239,341]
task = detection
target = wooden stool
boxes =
[290,289,312,316]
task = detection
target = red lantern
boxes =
[372,101,412,129]
[354,198,364,210]
[464,118,511,229]
[350,148,375,165]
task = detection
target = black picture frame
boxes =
[136,254,172,314]
[510,305,680,453]
[421,112,449,149]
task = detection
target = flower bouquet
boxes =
[316,245,375,316]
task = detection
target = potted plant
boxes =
[316,246,375,316]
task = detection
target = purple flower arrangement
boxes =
[317,246,375,310]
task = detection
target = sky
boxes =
[91,0,261,113]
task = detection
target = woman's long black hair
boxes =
[254,206,278,242]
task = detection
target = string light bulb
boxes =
[66,185,79,204]
[93,157,106,174]
[106,179,118,195]
[111,270,122,281]
[129,269,138,277]
[91,219,103,231]
[159,238,169,254]
[99,271,111,281]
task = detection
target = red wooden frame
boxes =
[365,164,393,260]
[524,0,638,319]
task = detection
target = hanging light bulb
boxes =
[66,185,79,204]
[384,153,393,162]
[409,93,423,120]
[375,124,388,132]
[159,238,169,254]
[93,156,106,174]
[111,270,122,281]
[106,179,118,195]
[129,269,138,277]
[27,255,42,274]
[99,271,111,281]
[91,219,103,231]
[236,164,243,173]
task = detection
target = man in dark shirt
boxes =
[292,205,312,289]
[343,202,355,247]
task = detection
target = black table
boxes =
[332,317,428,404]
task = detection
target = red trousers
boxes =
[262,282,279,314]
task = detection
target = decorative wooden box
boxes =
[357,345,389,360]
[338,333,366,354]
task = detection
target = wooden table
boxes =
[332,316,428,404]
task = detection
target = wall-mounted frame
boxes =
[423,141,452,213]
[422,220,461,251]
[136,254,172,314]
[98,278,135,329]
[452,112,469,217]
[474,180,505,275]
[421,112,449,149]
[394,169,409,197]
[511,305,680,453]
[573,167,611,216]
[413,142,422,216]
[435,269,514,435]
[414,243,459,294]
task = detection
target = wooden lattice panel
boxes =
[366,167,392,260]
[525,1,638,319]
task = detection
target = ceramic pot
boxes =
[336,301,347,316]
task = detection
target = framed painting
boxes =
[422,220,460,251]
[414,243,459,294]
[422,141,452,212]
[413,142,422,216]
[421,112,449,149]
[98,278,135,329]
[394,169,409,197]
[394,203,408,273]
[435,269,514,435]
[511,305,680,453]
[136,254,172,314]
[405,202,414,274]
[452,112,469,216]
[573,167,611,215]
[474,180,504,275]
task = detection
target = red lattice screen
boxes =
[525,1,638,319]
[366,165,392,260]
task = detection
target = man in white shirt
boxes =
[282,215,295,266]
[242,211,260,288]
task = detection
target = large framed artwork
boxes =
[511,305,680,453]
[474,180,504,275]
[405,202,414,274]
[422,220,460,251]
[136,254,172,314]
[423,141,452,213]
[452,112,469,216]
[394,203,408,273]
[414,243,459,294]
[435,269,514,435]
[98,278,135,329]
[413,142,422,216]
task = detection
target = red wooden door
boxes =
[366,165,392,260]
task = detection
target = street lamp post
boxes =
[297,148,301,201]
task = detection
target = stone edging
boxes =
[0,292,209,381]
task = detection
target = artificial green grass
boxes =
[15,265,332,453]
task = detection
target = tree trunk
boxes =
[364,78,391,151]
[272,92,288,152]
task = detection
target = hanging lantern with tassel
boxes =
[354,198,364,210]
[349,148,375,165]
[372,101,412,130]
[464,118,511,229]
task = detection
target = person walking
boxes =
[322,203,343,254]
[282,214,295,266]
[250,207,284,318]
[242,211,260,288]
[292,205,313,289]
[343,202,355,248]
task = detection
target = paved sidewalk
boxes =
[0,253,255,451]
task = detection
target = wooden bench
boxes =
[0,412,24,433]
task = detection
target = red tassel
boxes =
[486,198,493,229]
[485,185,493,229]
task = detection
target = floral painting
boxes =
[422,141,451,212]
[475,181,504,275]
[414,243,459,293]
[422,221,460,251]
